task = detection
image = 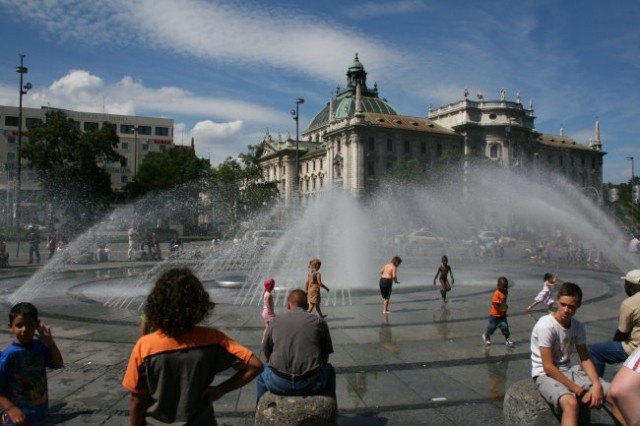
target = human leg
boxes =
[588,341,628,377]
[610,366,639,426]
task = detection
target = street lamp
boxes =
[15,53,32,239]
[290,98,304,195]
[132,126,138,180]
[628,156,635,232]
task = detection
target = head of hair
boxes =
[497,276,509,290]
[557,281,582,303]
[287,289,308,309]
[144,268,214,338]
[392,256,402,266]
[543,272,553,281]
[263,278,275,293]
[441,255,448,263]
[309,258,322,270]
[9,302,38,324]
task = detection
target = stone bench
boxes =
[255,392,338,426]
[503,378,590,425]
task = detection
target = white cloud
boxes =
[188,119,245,163]
[342,0,427,19]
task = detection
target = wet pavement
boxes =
[0,241,630,425]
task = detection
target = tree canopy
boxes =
[22,109,125,233]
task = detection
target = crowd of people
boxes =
[2,250,640,425]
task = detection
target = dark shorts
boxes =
[380,278,393,299]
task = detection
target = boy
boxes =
[0,302,64,425]
[123,267,263,425]
[531,282,625,425]
[482,276,514,347]
[379,256,402,314]
[433,255,454,302]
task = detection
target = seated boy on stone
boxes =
[530,282,625,425]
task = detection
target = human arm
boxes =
[37,321,63,369]
[203,354,263,403]
[614,303,633,342]
[449,267,454,285]
[527,300,540,312]
[317,272,330,292]
[539,347,584,396]
[0,395,27,425]
[129,392,149,426]
[576,344,605,407]
[433,268,440,285]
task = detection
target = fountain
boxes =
[6,165,636,312]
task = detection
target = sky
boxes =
[0,0,639,183]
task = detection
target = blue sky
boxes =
[0,0,638,183]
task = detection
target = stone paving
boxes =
[0,241,631,425]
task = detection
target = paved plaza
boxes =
[0,241,631,425]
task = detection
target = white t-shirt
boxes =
[530,313,586,377]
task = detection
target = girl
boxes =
[433,255,454,302]
[527,273,557,313]
[261,278,276,342]
[306,258,330,318]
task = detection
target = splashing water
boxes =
[7,167,636,310]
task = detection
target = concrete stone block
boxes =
[503,378,590,426]
[255,392,337,426]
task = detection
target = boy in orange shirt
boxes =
[482,276,514,347]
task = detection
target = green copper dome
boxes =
[306,54,398,132]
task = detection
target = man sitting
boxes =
[256,289,336,402]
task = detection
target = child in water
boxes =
[433,256,454,302]
[306,259,330,318]
[527,273,558,314]
[482,276,514,347]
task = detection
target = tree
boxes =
[123,146,211,233]
[22,110,125,234]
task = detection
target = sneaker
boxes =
[505,338,514,347]
[482,334,491,345]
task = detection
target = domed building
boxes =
[257,54,604,207]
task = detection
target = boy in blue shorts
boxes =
[0,302,64,425]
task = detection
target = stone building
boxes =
[258,54,605,206]
[0,105,174,225]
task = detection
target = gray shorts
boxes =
[534,365,610,414]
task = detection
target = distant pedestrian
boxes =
[306,259,329,318]
[528,273,558,314]
[27,225,41,264]
[47,229,57,260]
[128,227,139,261]
[482,276,514,347]
[379,256,402,314]
[433,255,454,302]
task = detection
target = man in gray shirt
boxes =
[256,289,335,402]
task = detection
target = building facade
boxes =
[258,55,605,206]
[0,105,174,225]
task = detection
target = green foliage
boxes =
[22,110,125,234]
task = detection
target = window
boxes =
[73,121,81,130]
[313,161,316,171]
[25,117,42,128]
[84,122,99,131]
[368,161,375,176]
[155,126,169,136]
[337,140,341,153]
[320,160,323,169]
[142,144,149,151]
[437,144,443,157]
[122,142,129,150]
[137,125,152,135]
[306,163,309,173]
[387,138,393,152]
[404,140,410,153]
[120,124,135,134]
[420,141,426,154]
[490,144,500,158]
[4,116,19,126]
[121,176,129,184]
[368,137,375,151]
[559,156,563,166]
[6,152,15,162]
[159,145,166,151]
[7,135,15,144]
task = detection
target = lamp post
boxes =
[132,126,138,180]
[15,53,31,243]
[290,98,304,196]
[628,156,635,232]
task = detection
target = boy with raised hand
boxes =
[0,302,64,425]
[530,282,626,425]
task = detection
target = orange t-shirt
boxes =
[489,289,508,318]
